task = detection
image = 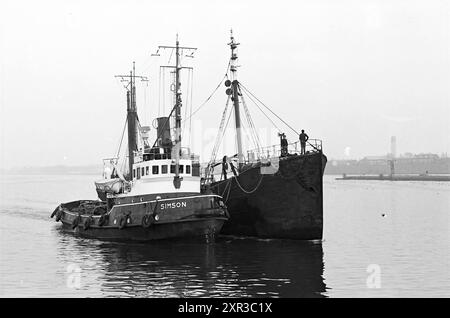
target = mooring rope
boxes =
[233,174,264,194]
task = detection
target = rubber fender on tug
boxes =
[194,208,227,218]
[83,216,94,230]
[93,205,106,215]
[50,205,60,218]
[55,209,63,222]
[118,213,131,230]
[141,214,156,228]
[98,213,109,227]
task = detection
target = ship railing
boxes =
[306,139,322,152]
[102,157,119,164]
[201,139,322,181]
[137,146,198,161]
[245,139,322,163]
[100,157,120,179]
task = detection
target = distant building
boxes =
[401,152,414,158]
[325,153,450,175]
[361,155,389,166]
[414,153,439,159]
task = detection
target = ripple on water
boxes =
[1,175,449,297]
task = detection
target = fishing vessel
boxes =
[51,37,229,242]
[201,32,327,240]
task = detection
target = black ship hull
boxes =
[209,152,327,240]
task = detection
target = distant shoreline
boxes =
[0,164,102,176]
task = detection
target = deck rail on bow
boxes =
[245,139,322,163]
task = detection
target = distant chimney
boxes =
[390,136,397,158]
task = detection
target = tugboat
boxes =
[201,32,327,240]
[51,37,229,241]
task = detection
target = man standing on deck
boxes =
[299,129,309,155]
[222,155,228,180]
[279,133,288,157]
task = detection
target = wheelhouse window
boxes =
[170,164,184,174]
[152,166,159,175]
[146,166,149,175]
[133,169,136,178]
[141,167,145,176]
[161,165,168,174]
[186,165,191,174]
[192,164,200,176]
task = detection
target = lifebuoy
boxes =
[141,214,155,228]
[72,215,81,229]
[118,214,131,230]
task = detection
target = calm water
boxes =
[0,174,449,297]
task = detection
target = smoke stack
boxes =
[390,136,397,158]
[156,117,172,148]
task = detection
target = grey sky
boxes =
[1,0,449,169]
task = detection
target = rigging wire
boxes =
[241,87,282,133]
[168,48,174,64]
[182,68,191,133]
[136,117,143,148]
[158,66,162,117]
[210,100,229,164]
[239,83,299,136]
[237,104,256,153]
[121,139,128,174]
[116,116,128,158]
[240,122,252,152]
[188,68,194,146]
[210,95,232,165]
[142,56,156,75]
[218,102,234,161]
[143,77,149,125]
[162,67,166,115]
[184,60,231,122]
[184,74,226,122]
[240,92,263,150]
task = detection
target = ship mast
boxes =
[174,36,183,188]
[228,30,244,168]
[115,62,148,180]
[155,35,197,189]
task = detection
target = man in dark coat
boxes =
[299,129,309,155]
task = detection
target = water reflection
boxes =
[54,227,327,297]
[3,175,449,297]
